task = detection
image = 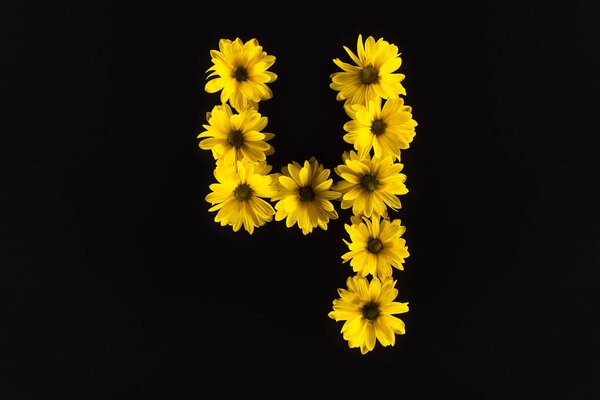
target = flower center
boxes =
[362,301,380,321]
[227,129,244,149]
[232,66,249,82]
[370,119,386,136]
[298,186,315,202]
[359,65,379,84]
[367,238,383,254]
[360,174,379,192]
[233,183,252,201]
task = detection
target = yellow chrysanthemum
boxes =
[343,97,417,160]
[342,215,409,278]
[198,103,274,167]
[271,157,340,235]
[333,151,408,217]
[328,275,409,354]
[205,38,277,111]
[205,160,276,234]
[330,34,406,106]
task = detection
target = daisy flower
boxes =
[343,96,417,160]
[330,34,406,106]
[329,275,409,355]
[342,215,409,278]
[198,103,275,167]
[333,151,408,217]
[205,38,277,111]
[271,157,340,235]
[205,160,276,234]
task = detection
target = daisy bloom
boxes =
[205,160,276,234]
[342,215,409,278]
[198,103,275,167]
[271,157,340,235]
[333,151,408,217]
[330,34,406,106]
[205,38,277,111]
[329,275,409,354]
[343,96,417,160]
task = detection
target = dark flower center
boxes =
[298,186,315,202]
[371,119,386,136]
[232,66,249,82]
[367,238,383,254]
[227,129,244,149]
[233,183,252,201]
[359,65,379,84]
[362,302,380,321]
[360,174,379,192]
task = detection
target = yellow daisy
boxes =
[333,151,408,217]
[343,96,417,160]
[197,103,275,167]
[271,157,340,235]
[329,275,409,354]
[342,215,409,278]
[330,34,406,106]
[205,160,276,234]
[205,38,277,111]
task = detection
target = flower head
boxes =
[329,275,409,354]
[343,97,417,160]
[330,34,406,106]
[271,157,340,235]
[198,103,274,167]
[205,160,276,234]
[205,38,277,111]
[333,151,408,217]
[342,215,409,278]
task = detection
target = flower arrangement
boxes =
[199,35,417,354]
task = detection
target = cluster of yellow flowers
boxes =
[199,38,278,234]
[327,35,417,354]
[200,38,339,235]
[199,35,417,354]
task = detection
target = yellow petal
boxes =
[365,324,376,352]
[368,276,381,301]
[205,77,224,93]
[381,314,406,335]
[374,318,395,346]
[379,301,409,315]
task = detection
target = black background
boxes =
[3,1,600,398]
